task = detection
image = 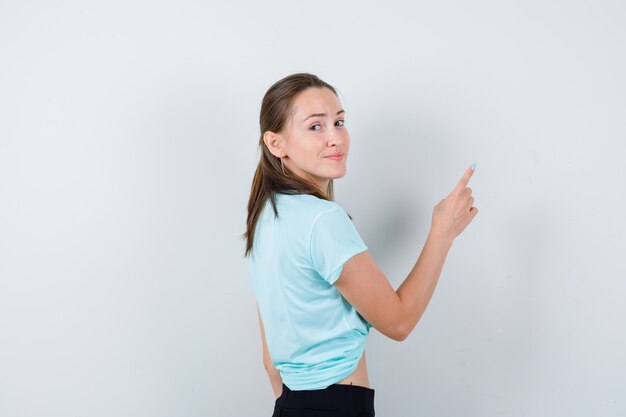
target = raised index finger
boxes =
[448,164,475,199]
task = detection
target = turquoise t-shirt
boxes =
[248,192,372,391]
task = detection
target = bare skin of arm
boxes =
[335,165,478,341]
[257,304,283,399]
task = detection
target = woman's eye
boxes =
[310,120,345,131]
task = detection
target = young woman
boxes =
[243,73,478,417]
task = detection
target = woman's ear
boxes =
[263,131,286,158]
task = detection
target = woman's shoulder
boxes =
[275,192,343,217]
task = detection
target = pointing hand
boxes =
[431,164,478,243]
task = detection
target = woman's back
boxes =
[248,192,371,391]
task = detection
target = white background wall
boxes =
[1,1,625,416]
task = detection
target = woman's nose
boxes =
[327,133,343,146]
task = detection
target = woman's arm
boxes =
[334,166,477,341]
[257,304,283,399]
[264,361,283,399]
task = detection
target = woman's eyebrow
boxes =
[303,109,345,122]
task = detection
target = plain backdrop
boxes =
[1,1,625,416]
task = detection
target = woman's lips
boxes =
[325,154,344,161]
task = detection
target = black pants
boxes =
[272,382,376,417]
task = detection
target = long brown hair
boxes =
[242,73,352,258]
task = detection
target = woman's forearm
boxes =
[265,363,283,399]
[396,230,453,339]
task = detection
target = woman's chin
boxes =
[330,171,347,180]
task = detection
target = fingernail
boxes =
[471,162,476,171]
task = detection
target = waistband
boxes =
[276,382,375,414]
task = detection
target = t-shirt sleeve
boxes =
[309,205,368,285]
